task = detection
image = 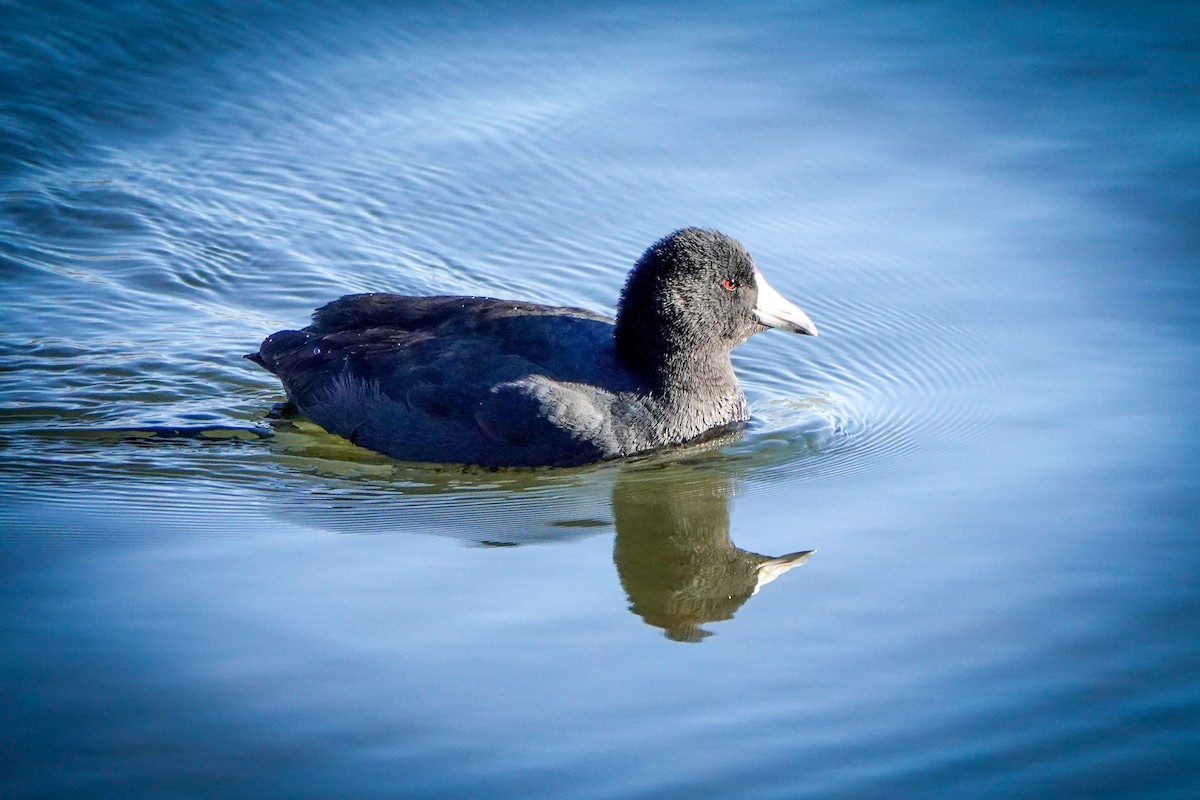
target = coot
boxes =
[247,228,817,467]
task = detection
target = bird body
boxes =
[249,228,817,467]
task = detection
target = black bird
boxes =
[247,228,817,467]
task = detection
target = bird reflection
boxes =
[259,420,813,642]
[611,466,812,643]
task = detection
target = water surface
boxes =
[2,2,1198,798]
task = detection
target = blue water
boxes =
[2,2,1198,798]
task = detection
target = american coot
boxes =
[247,228,817,467]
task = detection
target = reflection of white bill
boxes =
[754,550,816,595]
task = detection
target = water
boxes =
[2,1,1198,797]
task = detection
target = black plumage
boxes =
[248,228,817,467]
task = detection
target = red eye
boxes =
[722,278,738,292]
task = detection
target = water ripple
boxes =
[1,0,1009,515]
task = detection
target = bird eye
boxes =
[721,278,738,292]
